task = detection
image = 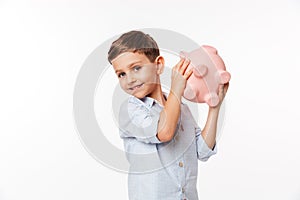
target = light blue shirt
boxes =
[118,93,217,200]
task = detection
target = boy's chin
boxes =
[132,94,146,99]
[129,92,146,99]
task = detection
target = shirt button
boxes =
[181,187,185,193]
[179,161,184,167]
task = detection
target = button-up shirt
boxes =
[118,93,217,200]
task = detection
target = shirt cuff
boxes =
[196,134,217,161]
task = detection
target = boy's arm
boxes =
[201,107,220,149]
[201,83,229,149]
[156,92,180,142]
[156,58,193,142]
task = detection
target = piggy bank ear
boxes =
[202,45,217,54]
[179,51,188,59]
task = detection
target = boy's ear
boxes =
[155,56,165,75]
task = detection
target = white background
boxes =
[1,0,300,199]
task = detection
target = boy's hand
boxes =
[170,57,193,98]
[211,83,229,110]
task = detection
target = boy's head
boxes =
[108,30,165,99]
[108,30,160,64]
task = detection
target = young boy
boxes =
[108,30,228,200]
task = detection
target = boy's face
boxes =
[111,52,163,99]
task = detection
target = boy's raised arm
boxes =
[156,58,193,142]
[201,83,229,148]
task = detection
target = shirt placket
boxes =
[177,114,188,200]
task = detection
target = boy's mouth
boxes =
[129,83,144,91]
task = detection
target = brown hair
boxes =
[107,30,160,64]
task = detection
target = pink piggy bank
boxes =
[180,45,231,107]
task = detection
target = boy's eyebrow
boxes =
[115,61,142,73]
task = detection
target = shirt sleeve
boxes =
[195,126,217,161]
[118,99,162,144]
[183,103,217,161]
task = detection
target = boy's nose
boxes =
[126,73,137,85]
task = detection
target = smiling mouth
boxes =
[129,83,144,90]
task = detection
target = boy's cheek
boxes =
[120,82,127,91]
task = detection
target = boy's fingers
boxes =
[218,83,230,98]
[218,84,224,95]
[223,82,229,94]
[174,57,185,71]
[184,68,193,79]
[179,58,191,75]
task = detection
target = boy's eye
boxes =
[118,72,126,78]
[133,66,141,71]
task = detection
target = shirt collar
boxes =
[128,92,168,108]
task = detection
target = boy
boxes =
[108,30,228,200]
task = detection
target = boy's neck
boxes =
[155,92,167,107]
[146,86,167,107]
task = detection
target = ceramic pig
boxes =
[180,45,231,107]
